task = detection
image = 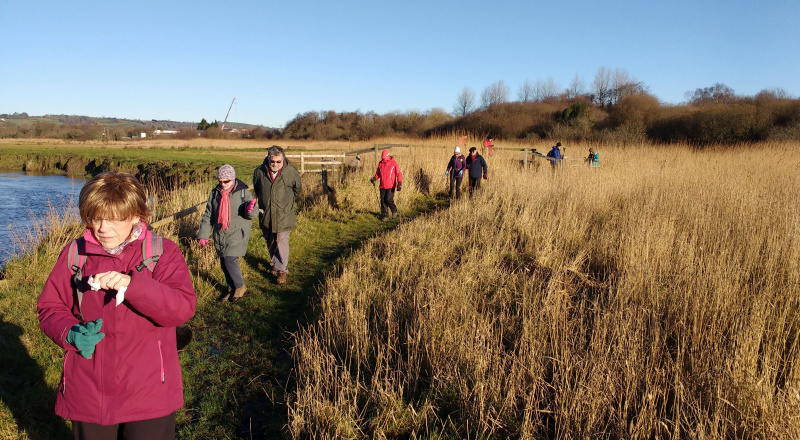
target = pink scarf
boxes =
[218,185,233,230]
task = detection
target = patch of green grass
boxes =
[176,199,447,438]
[0,148,447,439]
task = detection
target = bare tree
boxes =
[518,79,534,102]
[610,68,639,104]
[567,73,586,99]
[533,77,560,101]
[685,83,736,105]
[453,87,476,116]
[543,77,560,101]
[481,80,509,108]
[756,87,790,100]
[592,66,612,107]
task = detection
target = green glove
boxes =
[66,318,105,359]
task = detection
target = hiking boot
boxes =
[232,285,248,301]
[391,211,398,219]
[276,271,288,285]
[218,289,233,302]
[382,216,389,222]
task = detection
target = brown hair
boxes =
[79,172,150,226]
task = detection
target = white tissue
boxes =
[87,276,127,306]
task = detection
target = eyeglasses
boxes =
[88,218,124,226]
[269,160,283,164]
[219,179,232,184]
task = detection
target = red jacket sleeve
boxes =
[395,160,403,183]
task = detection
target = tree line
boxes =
[282,69,799,145]
[3,67,798,145]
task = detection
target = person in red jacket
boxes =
[483,135,494,156]
[370,149,403,221]
[37,172,196,440]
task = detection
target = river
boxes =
[0,171,86,269]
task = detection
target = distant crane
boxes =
[221,97,236,130]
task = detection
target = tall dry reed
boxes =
[289,141,800,439]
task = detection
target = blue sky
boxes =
[2,0,798,128]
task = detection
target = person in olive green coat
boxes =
[252,146,302,285]
[198,164,258,301]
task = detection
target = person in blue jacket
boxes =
[465,147,488,199]
[547,142,563,170]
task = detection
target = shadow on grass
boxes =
[177,195,449,439]
[0,317,72,440]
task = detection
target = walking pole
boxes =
[372,179,381,211]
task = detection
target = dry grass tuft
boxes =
[289,141,800,439]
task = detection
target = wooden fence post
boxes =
[523,149,528,169]
[300,152,305,174]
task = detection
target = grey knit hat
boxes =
[217,164,235,181]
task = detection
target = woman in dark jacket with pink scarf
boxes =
[197,164,258,302]
[37,172,196,440]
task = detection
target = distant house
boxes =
[153,129,179,135]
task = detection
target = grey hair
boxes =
[268,145,286,160]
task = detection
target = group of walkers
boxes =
[445,146,488,199]
[35,140,598,439]
[36,145,301,439]
[197,146,301,302]
[546,142,601,169]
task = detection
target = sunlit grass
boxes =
[2,139,798,438]
[288,141,800,438]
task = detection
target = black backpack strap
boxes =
[67,239,87,322]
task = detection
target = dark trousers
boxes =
[72,412,175,440]
[448,175,463,199]
[468,177,481,198]
[379,188,397,217]
[220,256,244,290]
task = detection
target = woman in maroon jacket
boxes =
[37,172,196,440]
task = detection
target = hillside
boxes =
[0,113,265,131]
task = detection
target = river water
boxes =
[0,171,86,268]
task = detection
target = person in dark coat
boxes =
[197,164,258,302]
[253,146,302,285]
[465,147,488,199]
[445,146,466,199]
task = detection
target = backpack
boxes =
[66,229,193,350]
[67,230,163,322]
[453,156,465,176]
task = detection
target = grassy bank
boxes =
[0,140,444,439]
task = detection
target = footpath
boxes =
[173,196,446,438]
